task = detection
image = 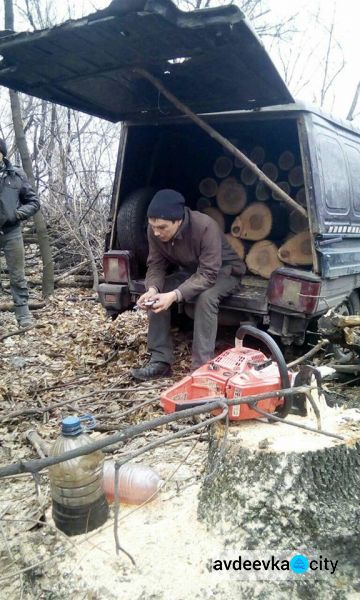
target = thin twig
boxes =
[0,323,41,341]
[116,405,228,467]
[0,387,160,423]
[113,461,136,566]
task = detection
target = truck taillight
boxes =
[103,251,131,284]
[268,270,321,314]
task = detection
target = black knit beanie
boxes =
[147,189,185,220]
[0,138,7,157]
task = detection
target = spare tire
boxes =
[117,187,155,266]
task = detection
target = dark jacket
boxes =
[145,207,246,302]
[0,158,40,233]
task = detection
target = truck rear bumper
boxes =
[98,283,131,312]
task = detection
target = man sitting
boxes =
[131,189,246,381]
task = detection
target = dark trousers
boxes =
[147,267,240,370]
[0,228,30,318]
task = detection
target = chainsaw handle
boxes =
[235,325,292,418]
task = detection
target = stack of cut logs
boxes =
[198,147,312,279]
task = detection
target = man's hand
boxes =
[137,287,158,309]
[151,291,177,313]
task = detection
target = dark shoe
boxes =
[131,361,172,381]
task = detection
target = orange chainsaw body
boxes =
[160,346,287,421]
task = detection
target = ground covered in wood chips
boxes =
[0,288,359,599]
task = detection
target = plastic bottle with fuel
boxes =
[48,415,109,536]
[103,461,163,505]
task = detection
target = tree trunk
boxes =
[255,181,271,202]
[5,0,54,298]
[231,202,288,241]
[289,208,309,233]
[196,197,212,211]
[213,156,233,178]
[198,419,360,596]
[278,150,295,171]
[271,181,291,201]
[202,207,225,231]
[288,165,304,187]
[231,202,272,240]
[199,177,218,198]
[296,187,306,207]
[225,234,247,260]
[278,231,313,266]
[240,166,257,186]
[216,177,247,215]
[249,145,265,166]
[245,240,283,278]
[262,161,278,182]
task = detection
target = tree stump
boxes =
[198,414,360,596]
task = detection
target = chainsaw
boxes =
[160,325,293,420]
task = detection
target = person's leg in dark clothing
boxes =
[1,229,32,326]
[131,270,189,380]
[191,267,240,370]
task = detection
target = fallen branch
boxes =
[0,387,164,423]
[0,386,328,479]
[0,323,46,341]
[0,398,227,478]
[26,429,50,458]
[54,260,90,283]
[0,300,45,312]
[286,339,329,368]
